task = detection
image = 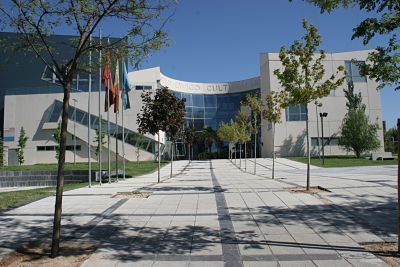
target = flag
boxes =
[122,61,132,109]
[103,49,115,112]
[113,58,120,113]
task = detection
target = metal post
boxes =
[98,29,102,186]
[107,40,111,184]
[397,118,400,252]
[316,104,321,159]
[319,112,328,167]
[115,112,119,182]
[88,35,92,188]
[121,60,126,181]
[254,116,257,175]
[72,98,77,166]
[321,115,325,166]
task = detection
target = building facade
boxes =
[1,45,384,164]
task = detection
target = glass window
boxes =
[286,104,307,121]
[204,95,217,108]
[182,93,192,106]
[345,61,367,83]
[49,101,63,122]
[193,107,204,119]
[192,94,204,107]
[311,137,340,146]
[204,108,216,119]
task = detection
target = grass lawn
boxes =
[288,156,398,168]
[0,160,168,177]
[0,160,168,211]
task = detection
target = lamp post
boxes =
[319,112,328,166]
[72,98,78,165]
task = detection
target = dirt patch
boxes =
[361,242,400,266]
[289,186,331,194]
[112,191,152,198]
[0,241,97,267]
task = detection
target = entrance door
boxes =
[8,149,18,166]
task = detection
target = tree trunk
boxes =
[188,143,190,162]
[306,106,310,191]
[51,79,71,258]
[239,143,242,169]
[397,118,400,252]
[158,133,161,183]
[272,123,275,180]
[170,141,173,178]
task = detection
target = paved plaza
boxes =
[0,158,397,266]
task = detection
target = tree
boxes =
[53,122,62,161]
[164,94,185,178]
[17,127,28,165]
[262,92,284,179]
[243,94,264,175]
[234,111,252,170]
[296,0,400,91]
[217,122,236,161]
[340,83,380,157]
[0,0,176,257]
[340,110,380,157]
[93,117,106,160]
[183,123,195,162]
[344,81,365,111]
[202,127,215,153]
[385,127,398,154]
[274,19,346,190]
[137,86,185,182]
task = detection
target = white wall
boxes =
[260,50,385,157]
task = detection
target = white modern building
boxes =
[0,38,384,165]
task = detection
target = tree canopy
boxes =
[295,0,400,90]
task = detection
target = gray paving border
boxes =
[210,161,243,267]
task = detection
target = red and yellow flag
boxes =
[103,49,115,112]
[113,59,120,113]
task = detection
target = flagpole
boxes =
[88,34,92,188]
[107,39,111,184]
[115,110,119,182]
[122,59,126,181]
[98,29,102,186]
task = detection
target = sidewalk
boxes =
[0,159,391,266]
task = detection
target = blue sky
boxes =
[3,0,398,128]
[131,0,399,129]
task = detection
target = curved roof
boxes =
[160,72,260,95]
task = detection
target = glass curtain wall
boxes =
[172,89,260,159]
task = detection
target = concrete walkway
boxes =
[0,159,394,266]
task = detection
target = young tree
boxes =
[344,81,365,111]
[137,86,185,182]
[274,19,346,190]
[17,127,28,165]
[217,122,236,161]
[243,94,264,175]
[93,117,106,160]
[183,123,195,162]
[340,82,380,157]
[340,110,380,157]
[234,111,252,170]
[0,0,176,257]
[53,122,62,161]
[263,92,284,179]
[165,96,185,178]
[203,127,215,153]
